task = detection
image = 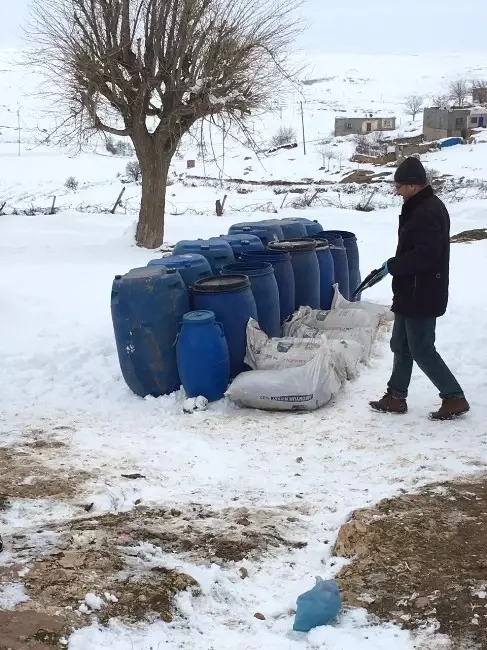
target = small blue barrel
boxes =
[316,231,351,300]
[314,239,335,310]
[268,239,320,310]
[221,261,281,338]
[321,231,361,301]
[176,310,230,402]
[172,239,235,273]
[240,249,295,324]
[258,218,307,240]
[147,254,212,288]
[228,222,284,247]
[217,234,264,257]
[192,275,257,377]
[111,267,189,397]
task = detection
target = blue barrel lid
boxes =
[183,310,215,324]
[268,239,317,253]
[192,274,251,293]
[221,261,273,276]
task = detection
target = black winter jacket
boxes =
[387,185,450,318]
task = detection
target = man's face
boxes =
[395,183,422,202]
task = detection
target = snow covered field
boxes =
[1,48,487,649]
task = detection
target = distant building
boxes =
[423,106,487,141]
[334,115,396,137]
[473,87,487,104]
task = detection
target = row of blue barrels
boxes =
[111,218,361,400]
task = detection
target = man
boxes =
[370,156,469,420]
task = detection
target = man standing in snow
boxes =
[370,156,469,420]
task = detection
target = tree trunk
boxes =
[135,150,172,249]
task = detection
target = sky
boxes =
[1,0,487,55]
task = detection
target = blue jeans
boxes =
[388,315,464,399]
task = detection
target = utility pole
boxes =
[300,101,306,155]
[17,109,21,157]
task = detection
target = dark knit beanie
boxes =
[394,157,427,185]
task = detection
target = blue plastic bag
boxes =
[293,577,342,632]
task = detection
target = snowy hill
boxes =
[1,48,487,650]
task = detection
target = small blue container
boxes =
[176,310,230,402]
[147,254,212,288]
[217,234,265,257]
[293,578,342,632]
[320,230,361,301]
[221,261,281,338]
[268,239,320,310]
[192,275,258,377]
[172,238,235,273]
[111,267,189,397]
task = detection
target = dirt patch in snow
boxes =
[1,502,306,646]
[0,610,69,650]
[0,445,89,504]
[333,474,487,649]
[451,228,487,243]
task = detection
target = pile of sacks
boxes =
[226,286,393,412]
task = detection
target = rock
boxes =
[254,612,266,620]
[239,567,249,580]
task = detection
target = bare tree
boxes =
[431,93,449,108]
[404,94,424,120]
[448,79,469,107]
[27,0,302,248]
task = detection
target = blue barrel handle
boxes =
[216,321,225,336]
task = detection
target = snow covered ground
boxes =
[1,48,487,649]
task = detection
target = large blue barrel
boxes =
[314,240,335,310]
[192,275,257,377]
[291,218,324,237]
[172,239,235,273]
[261,218,307,240]
[316,231,351,300]
[147,254,212,288]
[217,234,264,257]
[111,267,189,397]
[240,250,295,324]
[228,222,284,247]
[176,310,230,402]
[268,240,320,310]
[220,261,280,338]
[321,231,361,301]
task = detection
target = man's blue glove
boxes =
[376,261,389,281]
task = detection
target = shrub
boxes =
[269,126,297,148]
[65,176,79,191]
[125,161,142,183]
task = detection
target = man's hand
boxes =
[376,261,389,281]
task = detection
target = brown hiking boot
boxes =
[369,391,407,414]
[429,396,470,421]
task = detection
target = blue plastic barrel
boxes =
[217,234,264,257]
[321,230,361,301]
[315,231,350,300]
[240,250,295,324]
[192,275,258,377]
[261,218,307,240]
[111,267,189,397]
[147,253,212,288]
[172,239,235,273]
[314,239,335,310]
[268,239,320,310]
[176,310,230,402]
[220,261,280,338]
[228,222,284,247]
